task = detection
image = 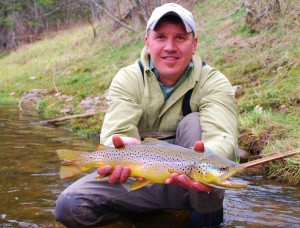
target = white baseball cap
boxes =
[146,3,196,34]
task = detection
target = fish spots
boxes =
[219,166,229,171]
[59,141,246,188]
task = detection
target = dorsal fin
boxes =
[130,180,151,190]
[142,137,169,145]
[96,144,106,150]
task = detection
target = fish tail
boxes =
[57,149,82,161]
[57,149,86,179]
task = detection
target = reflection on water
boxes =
[0,105,98,227]
[0,104,299,227]
[224,175,300,227]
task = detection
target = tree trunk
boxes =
[89,0,136,32]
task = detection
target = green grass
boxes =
[0,24,144,114]
[0,0,299,183]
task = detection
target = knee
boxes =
[176,112,201,148]
[178,112,200,128]
[55,192,121,227]
[55,193,79,227]
[55,192,96,227]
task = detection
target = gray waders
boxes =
[55,113,224,227]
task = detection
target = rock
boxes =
[22,88,48,104]
[20,87,108,114]
[30,88,47,95]
[60,107,73,114]
[65,96,73,102]
[78,97,94,110]
[59,95,73,102]
[254,105,263,114]
[77,95,108,112]
[233,85,242,94]
[103,90,109,99]
[85,108,97,113]
[236,148,249,163]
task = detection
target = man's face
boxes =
[145,19,198,86]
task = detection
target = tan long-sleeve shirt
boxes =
[100,47,238,159]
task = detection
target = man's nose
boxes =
[164,38,176,52]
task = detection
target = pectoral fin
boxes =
[130,180,151,191]
[96,144,107,150]
[95,170,113,180]
[142,138,168,145]
[59,165,83,179]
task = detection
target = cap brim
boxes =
[149,12,192,33]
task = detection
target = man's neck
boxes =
[159,76,181,86]
[149,59,194,100]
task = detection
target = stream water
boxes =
[0,104,299,227]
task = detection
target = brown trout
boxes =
[57,138,247,190]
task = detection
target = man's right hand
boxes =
[97,135,141,184]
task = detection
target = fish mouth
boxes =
[218,169,239,182]
[215,170,248,189]
[207,176,248,189]
[219,177,248,189]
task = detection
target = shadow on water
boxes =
[0,104,299,227]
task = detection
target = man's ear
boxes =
[145,35,150,54]
[192,37,198,55]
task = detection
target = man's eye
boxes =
[177,36,185,40]
[156,35,165,40]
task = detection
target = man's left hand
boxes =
[97,135,142,185]
[165,173,213,192]
[165,140,214,193]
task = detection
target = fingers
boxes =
[112,135,141,148]
[112,135,125,148]
[194,141,205,152]
[108,165,131,184]
[97,165,112,176]
[123,137,141,146]
[97,165,132,184]
[135,177,145,182]
[169,173,193,189]
[166,173,213,193]
[192,182,213,192]
[119,166,131,183]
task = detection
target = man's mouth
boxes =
[162,56,179,62]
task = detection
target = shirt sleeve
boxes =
[100,65,144,146]
[198,66,238,159]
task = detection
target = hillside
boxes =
[0,0,299,183]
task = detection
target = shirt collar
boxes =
[149,59,194,100]
[149,60,194,82]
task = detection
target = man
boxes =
[55,3,238,227]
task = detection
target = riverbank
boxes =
[0,104,299,227]
[0,1,299,183]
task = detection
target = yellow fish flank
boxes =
[57,138,247,190]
